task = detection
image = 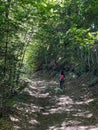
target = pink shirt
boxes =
[60,74,64,80]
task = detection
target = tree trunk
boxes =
[1,0,11,116]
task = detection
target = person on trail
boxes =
[59,70,65,89]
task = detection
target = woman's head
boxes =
[61,70,64,75]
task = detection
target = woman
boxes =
[60,70,65,89]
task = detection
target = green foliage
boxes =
[55,87,63,94]
[25,43,46,72]
[22,0,98,75]
[88,77,98,87]
[0,118,12,130]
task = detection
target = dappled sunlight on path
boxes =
[9,76,98,130]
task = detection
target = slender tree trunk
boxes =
[87,48,91,71]
[91,50,94,64]
[1,0,11,116]
[16,32,31,85]
[95,50,98,63]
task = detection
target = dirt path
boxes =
[8,76,98,130]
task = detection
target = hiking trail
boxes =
[3,74,98,130]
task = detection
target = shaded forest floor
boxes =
[1,72,98,130]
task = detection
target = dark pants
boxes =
[60,79,64,89]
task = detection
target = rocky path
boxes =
[7,76,98,130]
